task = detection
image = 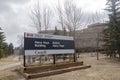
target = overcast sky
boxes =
[0,0,107,47]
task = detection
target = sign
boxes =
[24,33,75,55]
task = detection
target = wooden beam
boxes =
[26,65,91,79]
[23,61,83,73]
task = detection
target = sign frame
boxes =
[23,32,76,66]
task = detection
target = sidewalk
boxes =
[0,62,21,71]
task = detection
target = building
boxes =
[75,23,108,51]
[40,23,108,52]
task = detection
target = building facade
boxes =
[75,23,108,51]
[41,23,108,52]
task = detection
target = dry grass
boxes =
[0,67,23,80]
[1,53,120,80]
[0,55,20,66]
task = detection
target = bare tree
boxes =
[17,35,24,49]
[43,7,52,33]
[30,1,52,33]
[56,0,82,36]
[56,1,66,35]
[30,1,42,33]
[64,0,82,37]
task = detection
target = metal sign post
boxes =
[73,41,76,62]
[96,32,100,60]
[73,53,76,62]
[23,55,26,67]
[53,54,56,64]
[23,33,26,67]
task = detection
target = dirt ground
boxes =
[0,55,20,66]
[0,55,22,80]
[1,53,120,80]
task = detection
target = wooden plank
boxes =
[19,68,28,79]
[26,65,91,79]
[23,61,83,73]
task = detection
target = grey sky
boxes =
[0,0,107,47]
